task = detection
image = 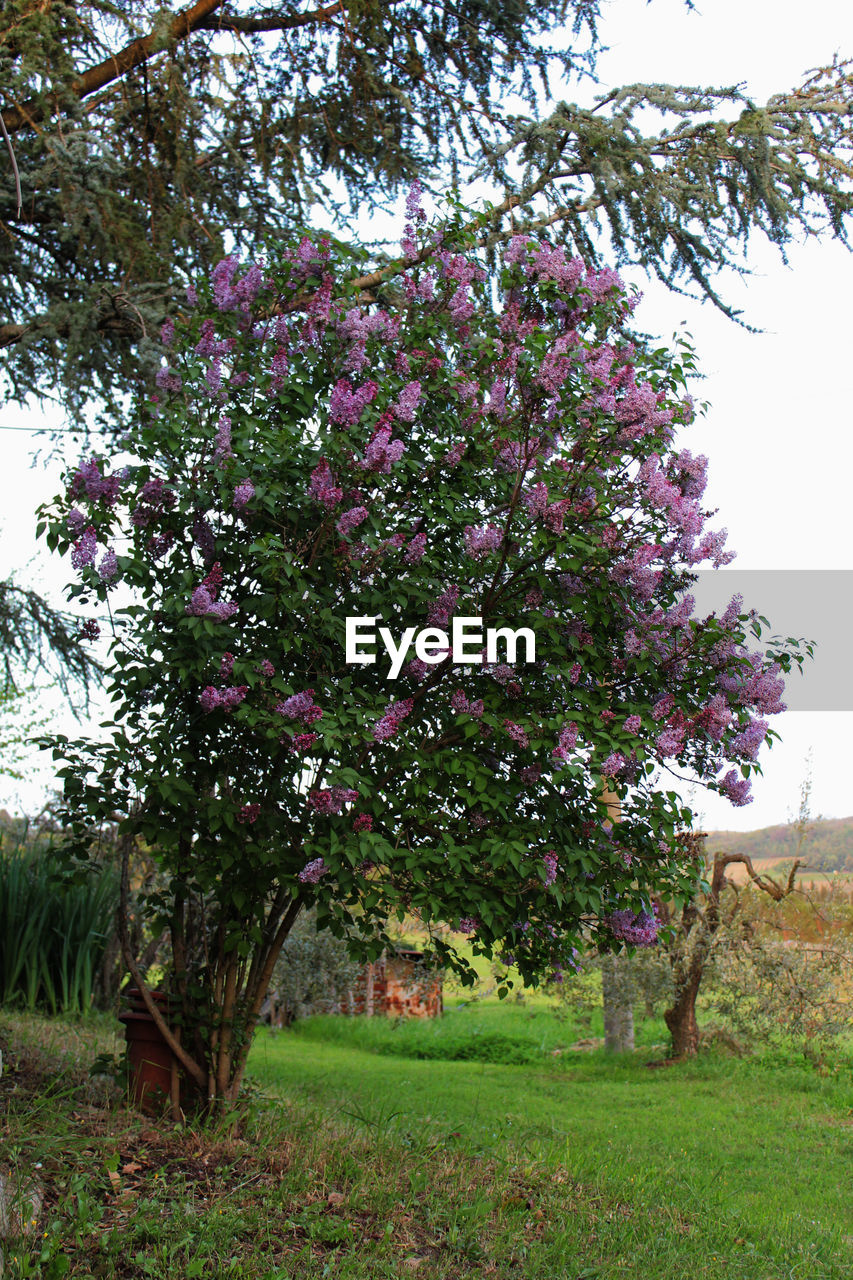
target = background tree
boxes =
[1,1,852,424]
[40,205,807,1107]
[655,832,802,1057]
[0,575,99,704]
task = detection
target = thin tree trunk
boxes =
[601,954,635,1053]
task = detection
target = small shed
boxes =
[334,949,443,1018]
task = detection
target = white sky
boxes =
[1,0,852,832]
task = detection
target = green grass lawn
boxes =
[249,1004,853,1278]
[2,1002,852,1279]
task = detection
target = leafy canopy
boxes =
[39,200,808,1098]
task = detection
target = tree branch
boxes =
[2,0,226,134]
[196,2,345,33]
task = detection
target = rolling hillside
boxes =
[705,816,853,873]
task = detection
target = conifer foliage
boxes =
[2,1,852,421]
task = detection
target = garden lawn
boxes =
[250,1003,853,1278]
[2,1005,852,1279]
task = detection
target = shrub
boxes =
[0,829,118,1015]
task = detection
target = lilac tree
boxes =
[40,198,806,1107]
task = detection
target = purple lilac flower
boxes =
[655,727,684,758]
[718,768,753,807]
[427,585,459,628]
[308,459,343,508]
[607,907,659,947]
[353,813,373,832]
[450,689,469,713]
[131,478,177,528]
[289,732,319,754]
[211,255,239,309]
[97,548,118,582]
[186,581,238,621]
[372,698,414,742]
[214,415,233,463]
[337,506,369,538]
[161,319,175,347]
[155,366,182,393]
[393,380,421,422]
[70,457,121,506]
[458,917,479,935]
[404,531,427,563]
[233,480,255,510]
[205,359,222,395]
[192,516,216,563]
[71,527,98,571]
[298,857,328,884]
[278,689,322,723]
[199,686,223,712]
[503,720,529,749]
[67,508,87,536]
[463,524,502,560]
[601,751,626,778]
[363,424,405,473]
[329,378,378,427]
[444,439,466,468]
[542,852,559,886]
[523,483,549,518]
[624,715,642,735]
[730,717,768,760]
[237,803,261,824]
[79,620,100,641]
[307,787,358,814]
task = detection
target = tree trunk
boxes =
[663,974,702,1057]
[601,954,635,1053]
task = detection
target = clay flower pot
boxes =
[118,988,177,1115]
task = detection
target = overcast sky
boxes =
[1,0,851,832]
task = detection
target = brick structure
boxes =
[335,949,443,1018]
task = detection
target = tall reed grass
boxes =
[0,828,118,1014]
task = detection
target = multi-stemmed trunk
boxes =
[119,835,304,1115]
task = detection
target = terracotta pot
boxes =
[118,991,176,1114]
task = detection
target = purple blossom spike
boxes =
[607,907,659,947]
[97,548,118,582]
[71,526,98,571]
[298,857,328,883]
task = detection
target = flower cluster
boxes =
[463,524,502,560]
[542,852,559,886]
[307,787,359,814]
[372,698,414,742]
[186,564,238,621]
[199,685,247,713]
[298,857,328,884]
[607,908,660,947]
[277,689,323,725]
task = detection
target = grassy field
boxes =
[1,1001,852,1278]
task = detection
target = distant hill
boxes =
[705,817,853,873]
